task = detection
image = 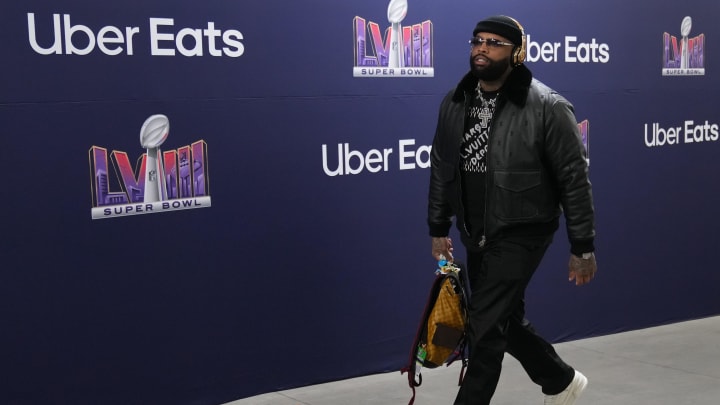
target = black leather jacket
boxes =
[427,65,595,254]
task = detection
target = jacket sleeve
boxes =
[543,96,596,255]
[427,94,455,237]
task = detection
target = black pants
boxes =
[454,235,575,405]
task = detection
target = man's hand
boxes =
[568,253,597,286]
[431,237,454,262]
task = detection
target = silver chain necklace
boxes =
[476,83,499,106]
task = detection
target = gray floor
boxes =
[225,316,720,404]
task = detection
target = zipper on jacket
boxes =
[478,91,500,249]
[478,140,489,249]
[478,119,491,249]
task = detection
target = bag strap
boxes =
[446,264,470,367]
[454,262,470,386]
[458,358,468,386]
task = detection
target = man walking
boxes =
[427,15,597,405]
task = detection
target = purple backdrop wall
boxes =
[2,1,719,404]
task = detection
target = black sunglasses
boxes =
[469,37,514,48]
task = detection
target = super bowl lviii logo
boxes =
[88,115,211,219]
[353,0,433,77]
[663,16,704,76]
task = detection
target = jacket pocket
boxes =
[493,170,542,220]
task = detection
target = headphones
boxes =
[507,17,527,66]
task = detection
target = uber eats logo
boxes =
[26,13,245,57]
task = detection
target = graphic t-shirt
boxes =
[460,88,498,241]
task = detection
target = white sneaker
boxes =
[543,370,587,405]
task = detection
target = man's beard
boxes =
[469,54,511,81]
